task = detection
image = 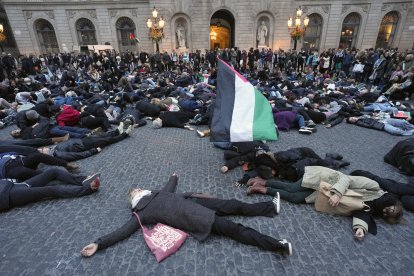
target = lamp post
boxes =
[0,24,5,52]
[287,7,309,50]
[146,6,165,53]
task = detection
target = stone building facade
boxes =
[2,0,414,55]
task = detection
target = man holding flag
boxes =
[210,59,278,143]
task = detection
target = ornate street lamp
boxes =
[287,6,309,50]
[0,24,5,52]
[146,6,165,53]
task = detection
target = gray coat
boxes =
[95,176,216,251]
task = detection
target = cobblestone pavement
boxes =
[0,122,413,276]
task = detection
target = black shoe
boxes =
[299,128,312,135]
[326,153,343,160]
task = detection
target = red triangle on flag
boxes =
[129,33,135,40]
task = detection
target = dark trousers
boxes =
[6,153,68,181]
[82,132,128,149]
[81,116,111,131]
[297,109,326,124]
[194,198,284,252]
[9,168,91,208]
[266,178,313,204]
[0,138,53,148]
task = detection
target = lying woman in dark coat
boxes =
[81,174,292,258]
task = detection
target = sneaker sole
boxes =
[273,192,280,214]
[82,173,101,186]
[281,239,292,256]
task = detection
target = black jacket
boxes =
[95,176,216,251]
[384,138,414,175]
[355,117,384,131]
[52,139,98,161]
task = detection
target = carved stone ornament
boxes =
[130,9,138,17]
[342,6,350,14]
[44,11,55,19]
[109,10,118,18]
[67,10,77,19]
[25,11,33,19]
[321,6,330,14]
[87,10,97,19]
[382,4,391,12]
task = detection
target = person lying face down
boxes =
[246,166,403,241]
[152,111,195,130]
[81,173,292,258]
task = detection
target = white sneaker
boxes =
[117,122,124,134]
[280,239,292,256]
[125,125,133,135]
[273,192,280,214]
[196,130,205,137]
[299,128,312,135]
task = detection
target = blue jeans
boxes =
[295,114,306,128]
[383,118,414,136]
[364,103,398,114]
[50,126,91,138]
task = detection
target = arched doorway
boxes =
[339,13,361,49]
[210,10,235,50]
[34,19,59,54]
[116,17,137,53]
[76,18,97,45]
[375,11,399,49]
[303,13,323,51]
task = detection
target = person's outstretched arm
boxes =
[161,173,178,193]
[81,216,140,257]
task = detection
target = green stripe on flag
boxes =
[252,88,278,141]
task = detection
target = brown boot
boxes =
[247,184,267,195]
[51,133,70,144]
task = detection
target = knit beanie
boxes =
[26,110,39,121]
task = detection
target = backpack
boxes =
[0,152,20,179]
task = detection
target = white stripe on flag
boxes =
[230,75,255,141]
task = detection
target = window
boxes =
[116,17,136,47]
[35,19,59,53]
[76,18,97,45]
[339,13,361,49]
[375,12,399,49]
[303,13,323,50]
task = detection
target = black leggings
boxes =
[6,153,68,181]
[9,168,91,209]
[82,132,128,149]
[297,109,326,124]
[266,178,313,204]
[194,198,285,252]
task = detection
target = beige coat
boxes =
[301,166,385,204]
[301,166,386,233]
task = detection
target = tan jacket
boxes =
[301,166,386,233]
[302,166,385,204]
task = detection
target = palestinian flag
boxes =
[129,33,140,43]
[210,59,278,142]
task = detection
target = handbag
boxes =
[133,212,188,263]
[314,181,365,216]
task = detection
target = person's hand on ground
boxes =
[81,243,98,257]
[246,177,266,187]
[96,147,102,153]
[354,228,365,241]
[329,194,341,207]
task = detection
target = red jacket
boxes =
[57,105,80,126]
